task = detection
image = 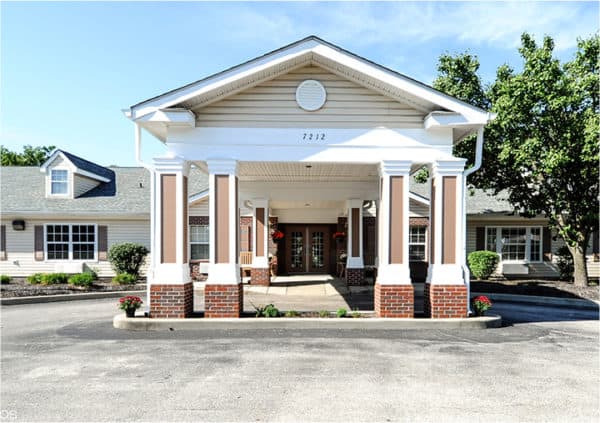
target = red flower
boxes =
[271,230,284,240]
[332,232,346,240]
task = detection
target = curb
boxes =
[472,292,600,311]
[1,291,146,306]
[113,313,502,331]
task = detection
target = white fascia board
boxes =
[134,109,196,127]
[311,44,491,122]
[129,41,319,120]
[409,192,430,206]
[189,189,209,204]
[0,211,149,220]
[39,149,65,172]
[73,168,111,183]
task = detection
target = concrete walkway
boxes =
[193,275,425,313]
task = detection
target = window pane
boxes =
[409,226,427,261]
[486,228,497,252]
[190,225,209,260]
[409,245,426,261]
[46,225,70,260]
[530,227,541,261]
[191,244,209,260]
[51,170,68,194]
[71,225,95,260]
[501,228,526,260]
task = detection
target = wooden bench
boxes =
[240,251,252,277]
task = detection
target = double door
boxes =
[284,225,332,274]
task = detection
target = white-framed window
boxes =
[409,226,427,261]
[485,226,543,262]
[190,225,209,260]
[50,169,69,195]
[45,224,97,261]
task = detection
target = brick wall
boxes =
[251,267,270,286]
[150,283,193,318]
[204,283,243,318]
[374,283,414,318]
[346,267,365,286]
[424,283,468,318]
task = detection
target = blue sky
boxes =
[1,1,598,166]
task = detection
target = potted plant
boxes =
[271,230,284,242]
[332,231,346,242]
[119,295,143,318]
[472,295,492,317]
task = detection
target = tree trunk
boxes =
[568,244,589,287]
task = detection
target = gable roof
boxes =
[0,167,208,217]
[126,36,493,141]
[40,149,114,183]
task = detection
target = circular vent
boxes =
[295,80,327,111]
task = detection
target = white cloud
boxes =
[219,1,597,52]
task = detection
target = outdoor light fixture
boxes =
[12,220,25,231]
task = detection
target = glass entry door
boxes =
[284,225,331,274]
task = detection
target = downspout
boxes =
[462,125,485,315]
[134,122,155,316]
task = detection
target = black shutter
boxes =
[0,225,6,261]
[543,227,552,262]
[475,227,485,251]
[34,226,44,261]
[98,226,108,261]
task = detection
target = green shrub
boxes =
[83,266,99,281]
[351,309,361,318]
[319,310,330,318]
[112,273,137,285]
[263,304,280,318]
[40,273,68,285]
[284,310,300,317]
[1,275,11,284]
[555,246,574,281]
[68,272,95,287]
[336,308,347,318]
[27,273,43,284]
[108,242,149,277]
[467,251,500,280]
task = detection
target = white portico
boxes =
[125,36,493,318]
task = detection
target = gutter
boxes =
[462,116,493,312]
[134,123,155,314]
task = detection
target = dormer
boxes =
[40,150,113,199]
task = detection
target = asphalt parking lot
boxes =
[1,299,598,422]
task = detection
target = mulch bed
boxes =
[471,280,599,301]
[0,277,144,298]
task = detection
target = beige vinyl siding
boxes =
[466,219,559,278]
[409,199,428,217]
[189,198,251,217]
[194,65,426,128]
[0,218,150,277]
[49,156,68,168]
[73,175,100,198]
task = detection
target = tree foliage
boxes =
[434,33,599,286]
[0,145,56,166]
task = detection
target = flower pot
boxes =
[125,308,136,318]
[473,309,485,317]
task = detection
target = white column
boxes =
[427,159,466,285]
[377,160,411,285]
[251,198,270,268]
[206,159,240,285]
[151,157,191,285]
[346,199,364,269]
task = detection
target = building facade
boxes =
[124,37,494,319]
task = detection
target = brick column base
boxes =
[250,267,270,286]
[346,267,365,285]
[205,283,243,318]
[150,282,193,318]
[374,283,414,318]
[424,283,468,318]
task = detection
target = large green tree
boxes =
[434,33,599,286]
[0,145,55,166]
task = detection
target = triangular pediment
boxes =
[128,37,490,120]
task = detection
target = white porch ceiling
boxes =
[237,162,379,182]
